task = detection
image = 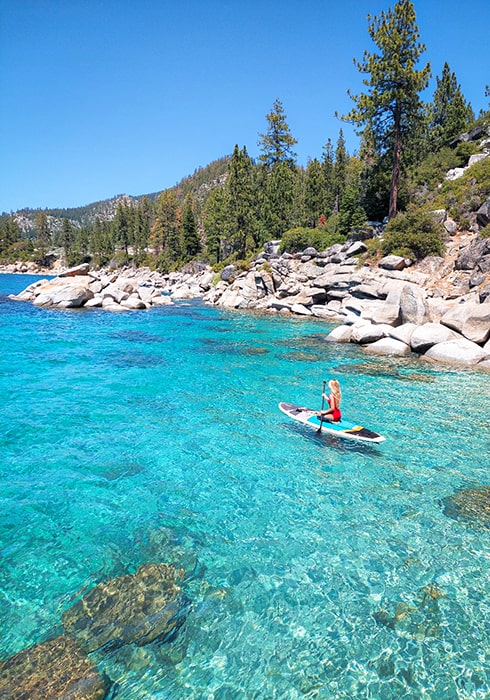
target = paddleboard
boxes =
[278,402,386,444]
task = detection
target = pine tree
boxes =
[258,98,298,168]
[429,62,474,150]
[304,158,326,227]
[61,218,75,262]
[181,194,200,261]
[334,129,348,213]
[226,145,257,258]
[338,160,367,235]
[149,190,181,270]
[0,215,21,255]
[35,210,51,247]
[342,0,431,219]
[321,138,336,217]
[203,186,230,263]
[262,161,299,239]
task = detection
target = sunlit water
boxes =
[1,273,489,699]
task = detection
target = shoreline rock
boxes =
[3,227,490,369]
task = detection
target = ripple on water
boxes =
[0,275,489,698]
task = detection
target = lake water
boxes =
[1,273,489,699]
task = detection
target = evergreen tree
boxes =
[149,190,181,270]
[428,62,474,150]
[338,159,367,235]
[342,0,431,219]
[203,185,230,263]
[258,98,298,168]
[35,210,51,247]
[181,194,200,261]
[321,138,336,216]
[262,161,299,239]
[303,158,326,227]
[61,218,75,259]
[0,215,21,255]
[112,202,133,264]
[226,145,257,258]
[90,218,113,267]
[334,129,348,213]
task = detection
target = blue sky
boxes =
[1,0,488,213]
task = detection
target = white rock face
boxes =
[388,323,418,345]
[410,323,461,353]
[351,322,386,344]
[424,339,488,365]
[365,338,412,355]
[441,303,490,344]
[326,326,353,342]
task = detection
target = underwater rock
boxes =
[0,635,107,700]
[442,486,490,527]
[373,585,445,638]
[62,563,185,652]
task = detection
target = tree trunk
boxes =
[389,106,402,219]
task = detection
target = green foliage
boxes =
[432,157,490,222]
[258,98,298,168]
[428,62,474,150]
[382,209,444,259]
[181,194,201,261]
[342,0,431,218]
[480,224,490,239]
[279,226,345,254]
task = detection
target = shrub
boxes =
[480,224,490,239]
[279,226,345,254]
[382,210,445,260]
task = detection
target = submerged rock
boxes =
[62,563,185,652]
[442,486,490,527]
[0,635,107,699]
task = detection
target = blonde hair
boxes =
[329,379,342,402]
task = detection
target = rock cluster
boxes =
[442,486,490,527]
[62,563,186,651]
[7,228,490,368]
[0,563,186,698]
[9,262,214,311]
[0,635,107,700]
[202,234,490,369]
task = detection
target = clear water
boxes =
[1,273,489,699]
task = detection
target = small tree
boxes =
[429,62,474,150]
[258,98,298,168]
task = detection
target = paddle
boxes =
[317,380,326,433]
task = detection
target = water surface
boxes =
[1,274,489,699]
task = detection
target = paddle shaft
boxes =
[317,380,327,433]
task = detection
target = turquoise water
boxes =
[1,273,489,699]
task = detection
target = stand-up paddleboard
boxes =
[278,402,386,444]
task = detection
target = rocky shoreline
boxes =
[4,229,490,369]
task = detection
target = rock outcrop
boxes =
[9,263,213,312]
[62,563,186,652]
[0,635,107,700]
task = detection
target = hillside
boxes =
[6,155,230,236]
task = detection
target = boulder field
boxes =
[8,262,214,311]
[6,229,490,369]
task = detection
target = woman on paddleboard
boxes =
[318,379,342,422]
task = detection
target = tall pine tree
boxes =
[342,0,431,219]
[181,194,201,261]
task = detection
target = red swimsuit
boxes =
[327,395,341,421]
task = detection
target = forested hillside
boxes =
[1,1,489,274]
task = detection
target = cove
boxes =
[1,273,489,699]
